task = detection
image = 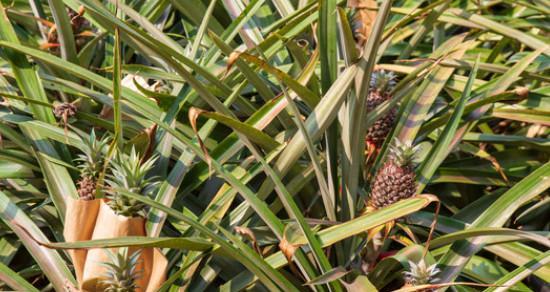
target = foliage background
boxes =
[0,0,548,291]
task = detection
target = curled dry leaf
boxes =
[124,123,158,163]
[77,5,86,16]
[348,0,378,50]
[235,226,261,255]
[39,42,61,50]
[225,51,243,78]
[188,107,212,171]
[514,86,529,97]
[76,30,96,37]
[278,236,299,264]
[479,143,510,184]
[279,222,304,278]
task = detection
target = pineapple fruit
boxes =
[82,148,159,291]
[105,148,159,217]
[53,102,77,120]
[101,248,142,292]
[369,139,417,208]
[365,70,397,149]
[75,130,110,200]
[403,259,440,291]
[64,131,109,283]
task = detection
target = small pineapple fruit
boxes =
[101,248,142,292]
[75,130,110,200]
[369,139,417,208]
[105,148,158,217]
[365,70,397,148]
[403,259,440,291]
[53,102,77,120]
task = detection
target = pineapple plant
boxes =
[369,139,417,209]
[403,259,440,291]
[105,148,159,217]
[365,70,397,149]
[1,0,548,291]
[101,248,142,292]
[74,130,110,200]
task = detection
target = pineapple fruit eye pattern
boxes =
[369,139,418,209]
[0,0,548,291]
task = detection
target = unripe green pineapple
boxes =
[75,130,110,200]
[366,70,397,148]
[105,148,158,217]
[101,248,141,292]
[369,139,417,208]
[403,259,440,291]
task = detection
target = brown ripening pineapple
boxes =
[365,70,397,148]
[75,130,110,200]
[369,139,417,209]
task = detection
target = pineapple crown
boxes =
[403,259,440,286]
[388,139,417,167]
[75,130,111,178]
[101,248,142,292]
[107,147,159,194]
[370,70,396,95]
[105,147,159,217]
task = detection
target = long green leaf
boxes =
[0,191,76,289]
[40,236,214,251]
[438,161,550,283]
[114,188,298,291]
[485,251,550,292]
[0,262,39,292]
[417,56,480,192]
[224,196,436,290]
[341,0,392,222]
[47,0,78,63]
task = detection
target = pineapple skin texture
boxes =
[365,107,397,147]
[365,70,397,148]
[369,161,416,209]
[77,175,96,201]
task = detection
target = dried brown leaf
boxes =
[225,51,243,78]
[349,0,378,50]
[235,226,261,255]
[188,107,212,171]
